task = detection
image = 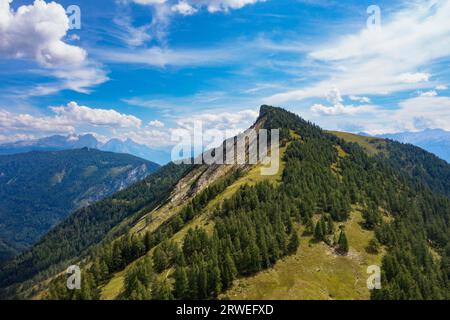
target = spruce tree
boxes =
[174,266,189,299]
[314,220,324,241]
[288,231,300,255]
[337,230,349,254]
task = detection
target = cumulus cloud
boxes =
[311,88,376,116]
[0,0,86,67]
[398,72,431,84]
[171,1,197,15]
[51,102,142,128]
[418,90,438,97]
[175,109,258,131]
[0,108,75,134]
[149,120,165,127]
[0,101,145,143]
[349,95,371,103]
[198,0,262,13]
[0,0,107,95]
[106,108,259,148]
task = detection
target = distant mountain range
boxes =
[0,148,159,263]
[0,134,172,165]
[376,129,450,163]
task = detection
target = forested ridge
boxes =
[3,106,450,300]
[0,148,159,263]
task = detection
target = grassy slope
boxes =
[329,131,387,156]
[223,210,383,300]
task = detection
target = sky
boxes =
[1,0,450,148]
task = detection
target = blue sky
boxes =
[1,0,450,148]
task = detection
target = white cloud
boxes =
[436,85,448,90]
[0,133,37,143]
[99,45,235,67]
[113,15,152,47]
[116,127,169,147]
[171,1,197,15]
[0,0,86,67]
[398,72,430,84]
[311,103,374,116]
[349,95,371,103]
[0,102,145,143]
[133,0,262,13]
[175,109,258,131]
[393,96,450,132]
[51,102,142,128]
[200,0,262,13]
[0,108,75,134]
[418,90,438,97]
[266,0,450,104]
[0,0,108,95]
[149,120,165,127]
[109,108,259,148]
[122,0,263,46]
[311,88,376,116]
[132,0,167,4]
[25,64,109,96]
[312,95,450,135]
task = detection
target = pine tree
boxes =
[174,266,188,299]
[188,265,199,299]
[185,204,195,222]
[152,279,174,300]
[288,231,300,255]
[100,260,109,280]
[221,250,237,289]
[144,231,152,251]
[153,245,169,273]
[337,230,349,254]
[314,220,324,241]
[197,263,208,299]
[208,263,222,298]
[305,218,314,235]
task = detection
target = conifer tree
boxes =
[337,230,349,254]
[288,231,300,255]
[305,218,315,235]
[221,250,237,289]
[152,279,174,300]
[314,220,324,241]
[174,266,189,299]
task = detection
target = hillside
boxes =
[379,129,450,163]
[2,106,450,300]
[0,149,159,263]
[332,131,450,199]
